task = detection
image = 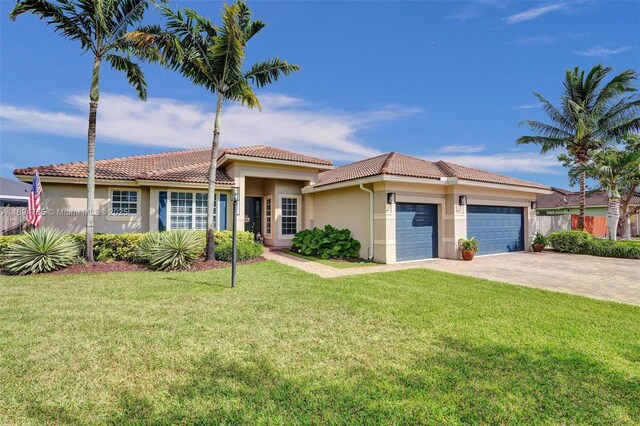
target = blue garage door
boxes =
[396,203,438,262]
[467,205,524,255]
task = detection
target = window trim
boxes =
[166,190,219,231]
[263,195,273,237]
[277,194,301,240]
[107,188,141,221]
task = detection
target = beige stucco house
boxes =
[15,145,551,263]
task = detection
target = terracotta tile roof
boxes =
[537,188,640,208]
[221,145,332,166]
[315,152,549,190]
[13,145,330,184]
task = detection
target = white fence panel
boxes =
[532,214,571,235]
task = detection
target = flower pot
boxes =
[532,244,545,252]
[461,249,476,261]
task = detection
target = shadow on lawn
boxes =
[104,338,640,424]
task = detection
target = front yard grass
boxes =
[283,249,377,268]
[1,261,639,424]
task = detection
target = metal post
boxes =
[231,188,238,288]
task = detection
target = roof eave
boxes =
[304,174,551,194]
[218,154,333,170]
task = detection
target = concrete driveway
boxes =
[265,250,639,306]
[422,251,640,306]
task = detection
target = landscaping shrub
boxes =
[1,228,79,275]
[547,230,592,253]
[584,239,640,259]
[291,225,361,259]
[138,231,204,271]
[214,240,264,262]
[548,230,640,259]
[0,235,20,258]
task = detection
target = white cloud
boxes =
[512,103,542,110]
[505,3,567,24]
[437,145,486,154]
[431,152,562,174]
[0,93,421,163]
[511,32,584,46]
[446,0,507,21]
[572,45,629,57]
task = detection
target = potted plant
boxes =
[458,237,478,261]
[531,232,548,252]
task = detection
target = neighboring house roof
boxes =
[314,152,549,190]
[537,187,640,209]
[0,177,30,199]
[13,145,332,184]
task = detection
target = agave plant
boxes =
[2,228,79,275]
[138,231,203,271]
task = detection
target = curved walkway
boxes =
[263,249,640,306]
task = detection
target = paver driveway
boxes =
[264,250,640,306]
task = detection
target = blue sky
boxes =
[1,0,639,188]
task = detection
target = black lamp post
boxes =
[231,186,239,289]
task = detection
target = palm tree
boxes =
[573,148,640,241]
[10,0,172,261]
[517,65,640,230]
[158,1,300,260]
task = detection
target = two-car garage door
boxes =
[467,205,524,255]
[395,203,524,261]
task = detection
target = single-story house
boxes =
[14,145,551,263]
[0,177,30,207]
[536,187,640,237]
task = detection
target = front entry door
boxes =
[244,197,262,237]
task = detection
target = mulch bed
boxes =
[48,257,265,275]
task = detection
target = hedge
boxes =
[548,230,640,259]
[214,240,264,262]
[0,230,255,262]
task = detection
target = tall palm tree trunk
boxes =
[578,171,586,231]
[86,57,101,262]
[607,197,620,241]
[205,93,223,261]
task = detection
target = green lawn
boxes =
[1,262,639,424]
[283,250,377,268]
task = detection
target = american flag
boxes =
[26,171,43,227]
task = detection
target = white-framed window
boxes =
[110,189,139,215]
[264,195,272,237]
[168,191,217,231]
[279,195,301,238]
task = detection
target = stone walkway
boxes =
[263,249,640,306]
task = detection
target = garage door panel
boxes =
[467,205,524,255]
[396,203,438,262]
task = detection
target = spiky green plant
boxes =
[2,228,79,275]
[138,231,203,271]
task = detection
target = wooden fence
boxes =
[570,214,608,238]
[533,213,609,238]
[0,207,29,235]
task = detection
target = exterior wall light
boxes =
[530,200,537,210]
[459,195,467,206]
[387,192,396,204]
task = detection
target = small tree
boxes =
[517,65,640,230]
[618,135,640,238]
[159,1,299,260]
[571,147,640,241]
[10,0,172,261]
